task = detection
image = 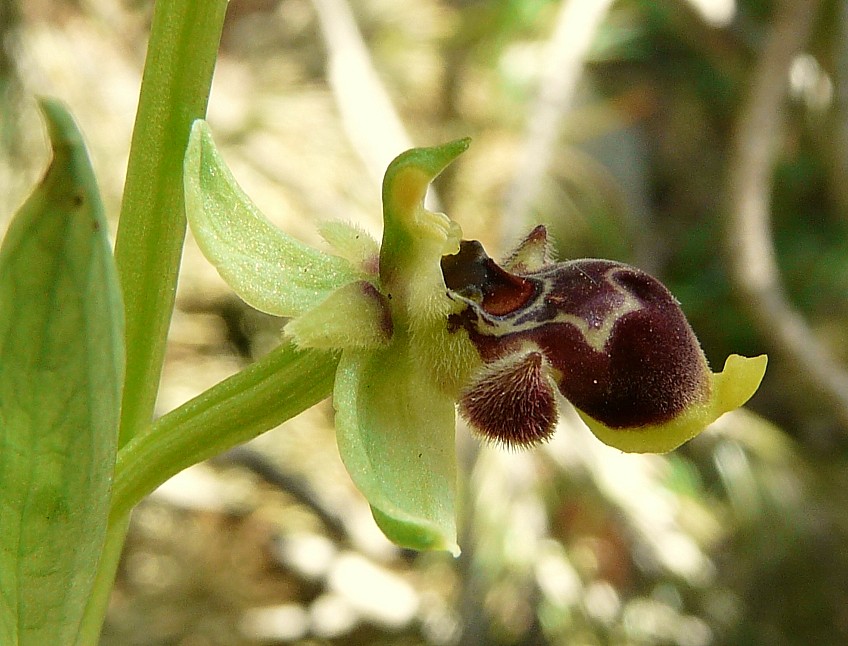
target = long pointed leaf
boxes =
[0,99,124,644]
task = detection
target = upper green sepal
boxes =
[184,120,360,317]
[0,99,124,643]
[379,139,469,300]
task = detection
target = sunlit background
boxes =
[3,0,848,644]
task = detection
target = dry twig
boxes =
[310,0,413,187]
[726,0,848,429]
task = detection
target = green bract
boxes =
[184,121,766,554]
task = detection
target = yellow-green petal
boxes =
[285,280,392,350]
[334,342,459,555]
[184,120,359,317]
[318,221,380,275]
[578,354,768,453]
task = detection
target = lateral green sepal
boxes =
[333,346,460,555]
[184,120,360,317]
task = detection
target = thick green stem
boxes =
[114,0,228,447]
[110,341,339,523]
[78,1,229,643]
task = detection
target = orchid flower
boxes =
[184,122,767,555]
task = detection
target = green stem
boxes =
[110,341,339,523]
[114,0,228,448]
[84,343,336,641]
[78,1,228,643]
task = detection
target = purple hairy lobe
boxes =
[442,238,710,444]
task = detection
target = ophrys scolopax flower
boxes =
[184,123,766,554]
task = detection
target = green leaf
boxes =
[0,99,124,644]
[184,120,360,317]
[334,340,459,555]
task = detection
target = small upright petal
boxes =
[318,221,380,276]
[502,224,554,273]
[285,281,392,349]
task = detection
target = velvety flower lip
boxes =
[442,228,768,453]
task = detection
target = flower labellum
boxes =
[442,228,768,453]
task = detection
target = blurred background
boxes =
[3,0,848,644]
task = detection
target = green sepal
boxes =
[580,354,768,453]
[0,99,124,644]
[184,120,360,317]
[334,344,460,555]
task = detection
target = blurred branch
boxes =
[725,0,848,429]
[310,0,414,188]
[820,0,848,218]
[501,0,615,246]
[0,0,24,218]
[215,446,350,540]
[457,449,550,646]
[0,0,19,88]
